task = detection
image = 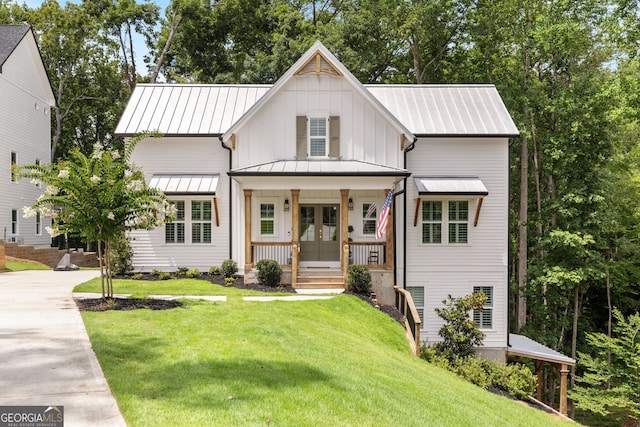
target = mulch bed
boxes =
[76,273,406,325]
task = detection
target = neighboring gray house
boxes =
[0,25,55,246]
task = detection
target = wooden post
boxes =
[341,189,350,287]
[535,360,544,402]
[559,364,569,415]
[291,189,300,287]
[243,189,252,273]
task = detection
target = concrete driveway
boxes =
[0,270,127,426]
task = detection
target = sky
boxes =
[17,0,171,76]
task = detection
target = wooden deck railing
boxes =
[251,242,293,266]
[250,241,387,268]
[394,286,422,356]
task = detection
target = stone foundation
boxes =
[0,240,99,269]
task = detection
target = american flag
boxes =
[375,187,393,239]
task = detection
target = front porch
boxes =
[241,188,395,294]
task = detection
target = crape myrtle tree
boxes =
[19,133,175,298]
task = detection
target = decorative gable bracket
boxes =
[295,51,343,77]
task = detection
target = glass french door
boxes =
[299,204,340,262]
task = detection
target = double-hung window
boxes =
[448,201,468,244]
[165,200,185,243]
[192,200,212,243]
[34,159,41,187]
[11,209,18,234]
[35,211,41,235]
[260,203,275,235]
[308,117,328,157]
[10,152,17,182]
[473,286,493,329]
[407,286,425,325]
[362,203,376,235]
[422,201,442,243]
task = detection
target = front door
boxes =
[299,204,340,262]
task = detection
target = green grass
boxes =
[80,279,573,426]
[1,260,51,272]
[73,277,294,298]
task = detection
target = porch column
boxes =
[243,189,252,272]
[559,363,569,415]
[341,189,350,286]
[291,189,300,287]
[535,360,544,402]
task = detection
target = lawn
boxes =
[79,279,573,427]
[1,259,50,272]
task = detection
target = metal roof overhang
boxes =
[228,160,410,190]
[508,334,576,366]
[414,176,489,196]
[149,174,219,195]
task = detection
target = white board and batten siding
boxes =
[128,137,230,271]
[0,29,53,247]
[405,137,509,348]
[233,74,404,170]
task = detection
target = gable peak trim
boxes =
[295,51,342,77]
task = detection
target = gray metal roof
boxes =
[365,84,520,137]
[508,334,576,365]
[115,84,519,138]
[414,176,488,195]
[149,174,219,195]
[228,160,411,177]
[115,84,271,136]
[0,25,30,71]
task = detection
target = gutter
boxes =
[219,135,233,259]
[399,137,418,289]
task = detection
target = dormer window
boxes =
[308,117,329,157]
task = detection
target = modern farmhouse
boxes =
[116,41,518,361]
[0,25,55,247]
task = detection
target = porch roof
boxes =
[149,174,219,195]
[414,176,488,196]
[508,333,576,366]
[228,160,411,177]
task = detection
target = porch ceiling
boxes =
[228,160,410,190]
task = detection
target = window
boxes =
[35,211,41,235]
[362,203,376,235]
[473,286,493,329]
[11,209,17,234]
[448,201,468,244]
[260,203,275,235]
[10,151,17,182]
[422,200,470,244]
[308,117,328,157]
[165,200,185,243]
[422,201,442,243]
[34,159,41,187]
[407,286,424,325]
[191,200,212,243]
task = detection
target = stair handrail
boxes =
[394,286,421,356]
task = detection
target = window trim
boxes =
[191,200,212,244]
[307,116,329,158]
[259,202,276,236]
[11,209,18,234]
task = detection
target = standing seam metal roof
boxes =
[114,83,519,137]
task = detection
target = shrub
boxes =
[488,362,536,400]
[221,259,238,278]
[224,277,235,286]
[347,264,371,294]
[150,269,163,277]
[176,267,189,276]
[109,233,134,275]
[132,273,144,280]
[157,271,172,280]
[256,259,282,287]
[433,293,486,360]
[186,269,201,278]
[208,266,221,276]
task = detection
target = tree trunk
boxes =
[97,240,105,298]
[517,131,529,332]
[151,13,183,83]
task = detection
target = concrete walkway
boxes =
[0,270,127,427]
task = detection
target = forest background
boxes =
[2,0,640,423]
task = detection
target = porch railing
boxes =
[347,242,386,267]
[251,242,293,266]
[394,286,422,356]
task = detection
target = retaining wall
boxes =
[0,240,99,268]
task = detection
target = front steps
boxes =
[295,268,345,289]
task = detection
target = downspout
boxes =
[399,137,418,289]
[219,135,233,259]
[507,137,516,349]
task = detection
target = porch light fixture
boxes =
[348,197,354,210]
[284,198,290,211]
